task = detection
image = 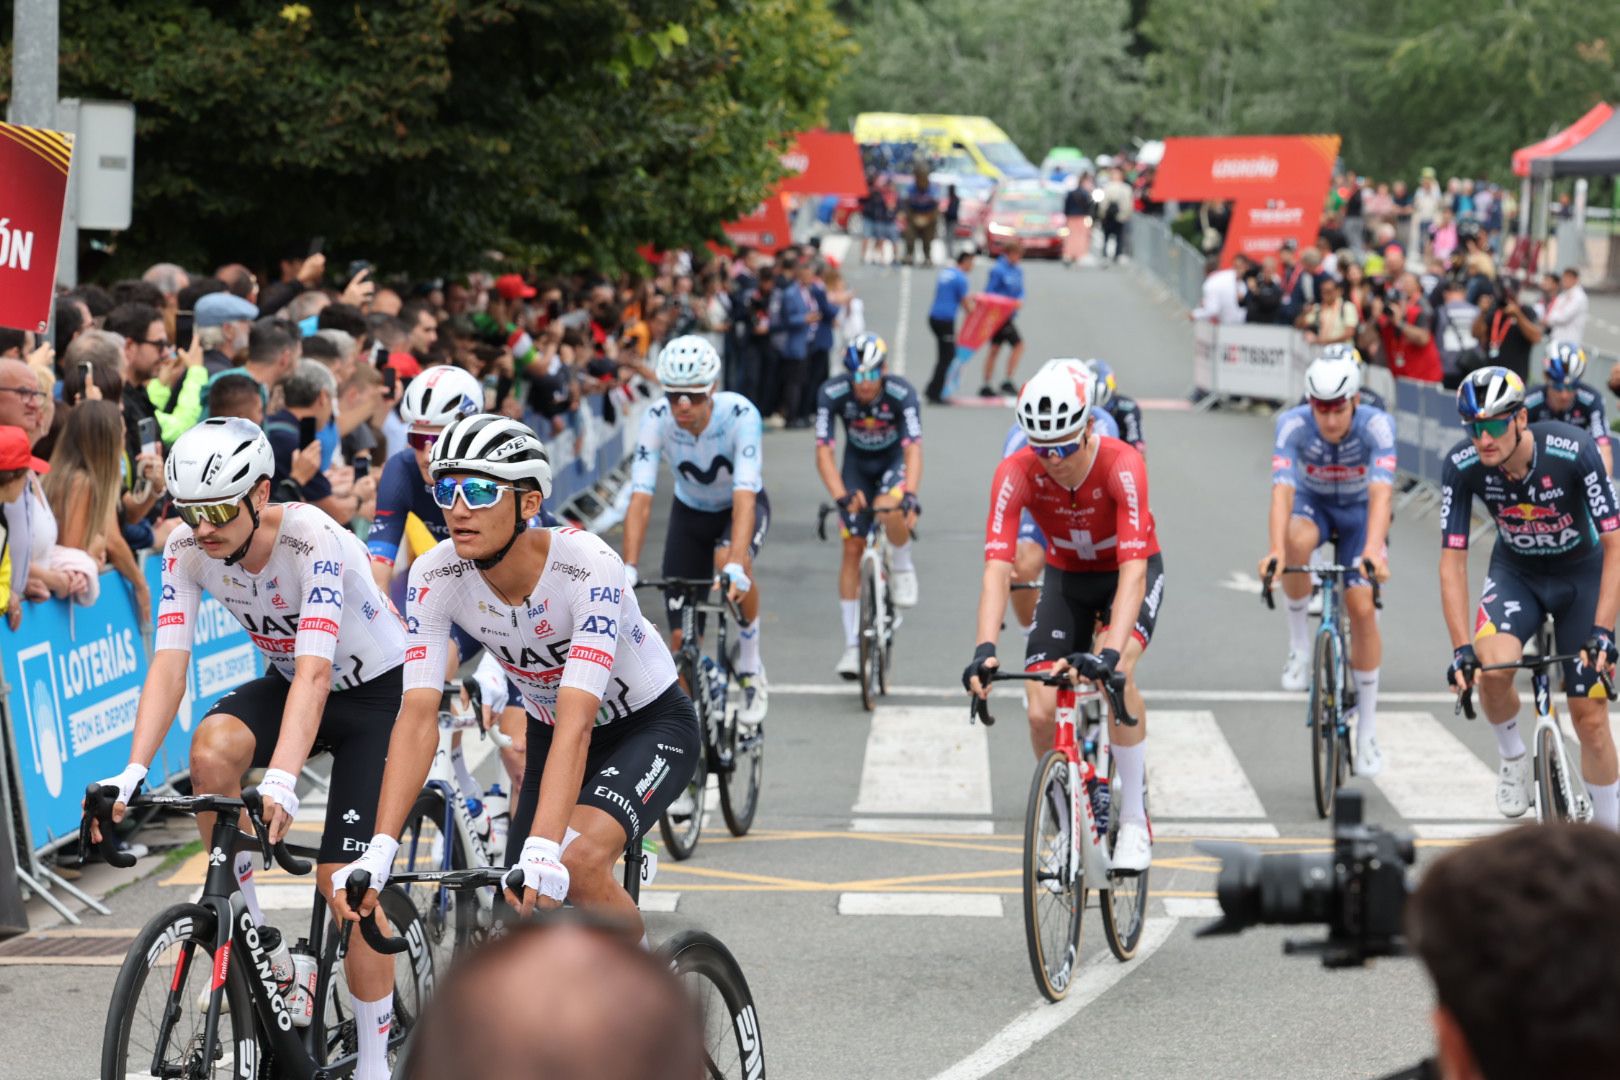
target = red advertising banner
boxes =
[1149,135,1339,268]
[720,193,792,255]
[774,129,869,197]
[958,293,1019,350]
[0,122,74,333]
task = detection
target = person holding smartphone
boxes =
[264,360,371,524]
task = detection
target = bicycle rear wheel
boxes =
[1023,750,1084,1002]
[661,657,709,859]
[1535,723,1574,823]
[1100,754,1149,961]
[319,885,432,1071]
[102,903,257,1080]
[718,701,764,837]
[665,929,766,1079]
[858,560,879,711]
[1309,629,1341,819]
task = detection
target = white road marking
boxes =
[1411,823,1511,840]
[837,892,1003,917]
[769,683,1460,704]
[853,705,992,816]
[639,891,681,913]
[926,916,1178,1080]
[893,265,912,376]
[1147,710,1268,820]
[1219,570,1264,594]
[1162,897,1222,919]
[190,883,319,911]
[1371,711,1499,820]
[850,817,996,835]
[1152,821,1280,839]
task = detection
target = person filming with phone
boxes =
[266,360,372,524]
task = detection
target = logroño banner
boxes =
[1149,135,1340,268]
[0,122,75,333]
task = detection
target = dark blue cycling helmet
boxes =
[1543,342,1588,387]
[844,332,887,374]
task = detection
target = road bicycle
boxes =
[971,665,1148,1002]
[817,502,913,710]
[1456,654,1613,824]
[345,832,768,1078]
[83,785,432,1079]
[637,576,765,859]
[1263,562,1382,818]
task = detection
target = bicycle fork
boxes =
[1055,688,1111,886]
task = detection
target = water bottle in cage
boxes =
[699,655,726,717]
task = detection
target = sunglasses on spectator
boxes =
[666,389,710,406]
[408,429,443,452]
[1310,397,1351,413]
[1467,417,1513,440]
[432,476,518,511]
[1032,439,1084,461]
[175,500,245,528]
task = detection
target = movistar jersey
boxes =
[630,391,763,513]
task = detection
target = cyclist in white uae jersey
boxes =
[331,415,697,944]
[623,335,770,722]
[89,417,406,1080]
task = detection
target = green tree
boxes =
[0,0,850,277]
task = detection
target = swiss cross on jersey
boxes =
[984,440,1160,574]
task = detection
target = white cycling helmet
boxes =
[1456,366,1525,421]
[656,335,722,390]
[1304,355,1361,402]
[401,364,483,427]
[166,417,275,503]
[843,332,888,374]
[1015,363,1093,445]
[430,413,553,498]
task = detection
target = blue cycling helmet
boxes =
[844,332,888,374]
[1085,360,1116,407]
[1543,342,1588,387]
[1457,366,1525,421]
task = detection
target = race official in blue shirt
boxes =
[925,247,976,404]
[980,240,1025,398]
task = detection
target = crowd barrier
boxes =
[0,388,649,926]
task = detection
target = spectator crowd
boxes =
[0,238,865,630]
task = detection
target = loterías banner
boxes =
[1149,135,1340,268]
[0,121,74,334]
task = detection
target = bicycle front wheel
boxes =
[718,703,764,837]
[1023,750,1084,1002]
[1100,754,1149,961]
[319,885,433,1071]
[1535,723,1574,823]
[397,786,468,972]
[102,903,257,1080]
[1309,629,1341,819]
[661,657,709,859]
[665,929,766,1079]
[858,559,879,711]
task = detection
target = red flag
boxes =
[0,122,73,333]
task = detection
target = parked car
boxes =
[982,184,1068,258]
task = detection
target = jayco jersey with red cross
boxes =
[402,527,677,726]
[984,440,1160,573]
[155,503,406,690]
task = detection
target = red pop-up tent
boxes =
[1512,102,1616,178]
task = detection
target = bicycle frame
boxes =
[1052,685,1114,885]
[643,578,740,770]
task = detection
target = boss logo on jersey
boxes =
[1546,434,1581,460]
[588,586,622,604]
[279,535,314,558]
[580,615,617,639]
[1536,486,1566,502]
[549,561,589,583]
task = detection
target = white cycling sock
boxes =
[1110,742,1147,825]
[352,992,395,1080]
[450,743,479,798]
[1285,596,1310,655]
[841,599,859,647]
[890,541,914,572]
[234,850,264,926]
[1353,669,1379,741]
[737,619,762,674]
[1587,779,1620,830]
[1492,713,1527,760]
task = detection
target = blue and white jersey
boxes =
[1270,403,1397,507]
[1001,408,1119,457]
[630,390,764,513]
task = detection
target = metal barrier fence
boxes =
[1128,214,1206,311]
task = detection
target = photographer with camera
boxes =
[1468,276,1541,382]
[1375,271,1443,383]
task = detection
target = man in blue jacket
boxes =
[803,261,839,425]
[979,241,1025,397]
[768,254,811,428]
[926,247,975,403]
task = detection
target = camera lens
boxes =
[1213,847,1337,930]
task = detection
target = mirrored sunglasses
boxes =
[408,429,442,452]
[1032,439,1084,461]
[851,369,882,383]
[667,389,710,406]
[175,500,245,528]
[432,476,515,511]
[1467,417,1512,440]
[1310,397,1351,413]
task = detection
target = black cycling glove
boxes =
[1075,648,1121,683]
[963,642,997,692]
[1447,643,1479,688]
[900,491,921,516]
[1583,626,1617,669]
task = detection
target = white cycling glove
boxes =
[517,837,571,903]
[258,768,300,820]
[95,762,148,807]
[330,834,400,902]
[721,562,751,595]
[624,564,639,588]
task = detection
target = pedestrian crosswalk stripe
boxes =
[1409,823,1510,840]
[838,892,1003,918]
[1153,822,1280,839]
[1371,711,1499,820]
[853,706,992,816]
[640,891,681,913]
[1162,897,1222,918]
[1146,710,1269,820]
[850,817,996,835]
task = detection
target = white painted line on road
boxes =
[1147,710,1268,820]
[1372,711,1499,820]
[639,891,681,913]
[852,705,992,816]
[1410,822,1511,840]
[1152,821,1280,839]
[1162,897,1222,919]
[837,892,1003,917]
[893,265,912,376]
[850,817,996,835]
[191,883,318,912]
[769,683,1460,704]
[926,916,1178,1080]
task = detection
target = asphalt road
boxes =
[4,252,1540,1080]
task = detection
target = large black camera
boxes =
[1197,791,1415,967]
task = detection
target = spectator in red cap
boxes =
[0,425,49,628]
[495,273,536,302]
